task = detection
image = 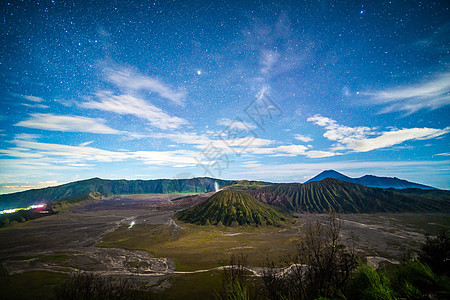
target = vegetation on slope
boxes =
[222,180,272,191]
[176,190,286,226]
[249,178,450,213]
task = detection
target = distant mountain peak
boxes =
[306,170,436,190]
[306,170,351,183]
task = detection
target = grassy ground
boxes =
[159,270,223,299]
[98,221,302,271]
[0,270,67,300]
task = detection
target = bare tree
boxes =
[262,212,357,300]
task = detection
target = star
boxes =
[197,70,202,75]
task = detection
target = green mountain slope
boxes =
[249,178,450,213]
[221,180,272,191]
[0,177,234,210]
[176,190,286,226]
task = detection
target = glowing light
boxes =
[128,221,135,228]
[0,203,45,214]
[30,204,45,209]
[197,70,202,75]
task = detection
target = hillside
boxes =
[306,170,436,190]
[0,177,234,210]
[249,178,450,213]
[176,190,286,226]
[221,180,272,191]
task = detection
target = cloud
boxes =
[308,114,450,153]
[364,72,450,114]
[1,139,201,169]
[307,115,375,144]
[217,118,257,130]
[14,133,41,141]
[79,141,94,147]
[250,144,309,156]
[105,67,186,105]
[346,127,450,152]
[260,49,280,74]
[23,95,45,102]
[0,181,60,194]
[304,150,338,158]
[246,144,337,158]
[15,113,123,134]
[81,91,188,130]
[294,134,313,142]
[22,103,49,109]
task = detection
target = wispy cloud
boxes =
[260,49,280,74]
[79,141,94,147]
[1,139,200,169]
[105,67,186,105]
[364,72,450,114]
[81,92,188,130]
[22,103,49,109]
[307,114,375,146]
[294,134,313,142]
[217,118,257,130]
[14,133,41,141]
[15,113,123,134]
[23,95,45,102]
[246,144,337,158]
[309,114,450,153]
[346,127,450,152]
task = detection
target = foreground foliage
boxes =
[260,214,357,299]
[221,216,450,300]
[54,272,153,300]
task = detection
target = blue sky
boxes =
[0,0,449,193]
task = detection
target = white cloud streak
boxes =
[82,92,188,130]
[23,95,45,102]
[308,114,450,153]
[217,118,257,130]
[364,72,450,114]
[15,113,123,134]
[346,127,450,152]
[106,67,186,105]
[1,139,201,169]
[294,134,313,142]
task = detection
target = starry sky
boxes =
[0,0,449,194]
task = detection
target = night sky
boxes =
[1,0,449,193]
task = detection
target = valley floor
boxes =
[0,193,448,299]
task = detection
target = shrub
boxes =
[345,262,396,300]
[54,272,151,300]
[418,230,450,276]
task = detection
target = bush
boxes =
[261,213,357,299]
[54,272,151,300]
[419,230,450,276]
[218,254,251,300]
[388,259,450,299]
[345,262,395,300]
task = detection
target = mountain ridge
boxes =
[306,170,436,190]
[0,177,236,210]
[249,178,449,213]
